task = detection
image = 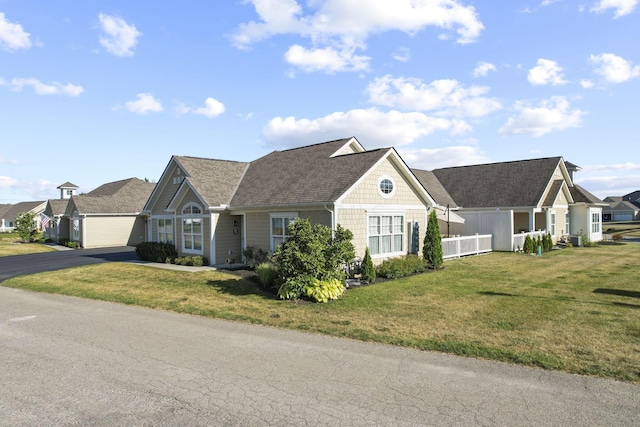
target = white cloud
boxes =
[0,176,19,188]
[528,59,568,86]
[366,75,502,118]
[232,0,484,72]
[177,97,226,118]
[0,13,31,52]
[580,79,594,88]
[589,53,640,83]
[582,162,640,171]
[499,96,586,137]
[98,13,142,57]
[541,0,561,5]
[261,108,470,149]
[398,145,490,170]
[574,174,640,199]
[123,93,163,114]
[473,61,496,77]
[590,0,638,17]
[284,44,370,73]
[2,77,84,96]
[392,47,411,63]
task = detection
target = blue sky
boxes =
[1,0,639,204]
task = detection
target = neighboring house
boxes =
[0,201,47,232]
[42,181,80,241]
[62,178,156,248]
[42,199,71,241]
[603,192,640,221]
[0,204,12,231]
[414,157,603,250]
[143,137,439,265]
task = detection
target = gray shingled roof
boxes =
[47,199,69,216]
[606,200,640,211]
[0,204,12,218]
[411,169,457,208]
[542,180,565,207]
[231,138,389,207]
[174,156,249,207]
[73,178,156,214]
[623,190,640,204]
[570,184,605,205]
[1,201,45,222]
[432,157,564,208]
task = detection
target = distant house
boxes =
[603,191,640,221]
[0,200,47,232]
[61,178,156,248]
[41,178,155,248]
[413,157,605,250]
[143,137,440,265]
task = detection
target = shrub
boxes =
[360,247,376,284]
[423,210,443,269]
[256,262,279,290]
[376,255,428,279]
[274,218,354,300]
[304,278,345,303]
[173,256,208,266]
[242,246,270,269]
[15,212,38,242]
[523,235,533,254]
[135,242,178,263]
[66,241,78,249]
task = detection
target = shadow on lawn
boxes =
[205,276,278,300]
[593,288,640,299]
[479,289,640,309]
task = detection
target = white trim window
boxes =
[270,213,298,251]
[591,212,601,233]
[565,212,570,235]
[550,212,556,236]
[368,214,404,256]
[157,218,173,244]
[72,210,80,241]
[377,175,396,198]
[182,204,203,253]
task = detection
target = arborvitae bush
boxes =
[360,247,376,283]
[135,242,178,263]
[423,210,443,269]
[523,235,533,253]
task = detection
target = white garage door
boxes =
[613,213,633,221]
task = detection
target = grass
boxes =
[2,244,640,383]
[603,220,640,238]
[0,232,55,256]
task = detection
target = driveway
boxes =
[0,246,138,282]
[1,287,638,426]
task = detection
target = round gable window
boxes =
[378,177,395,198]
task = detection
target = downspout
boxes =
[324,204,335,238]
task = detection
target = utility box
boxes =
[569,235,582,247]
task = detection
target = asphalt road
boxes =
[0,246,138,282]
[1,287,638,427]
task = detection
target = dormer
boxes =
[57,182,79,199]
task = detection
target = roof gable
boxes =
[433,157,567,208]
[1,201,46,221]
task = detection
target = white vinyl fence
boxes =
[511,230,547,252]
[441,234,492,259]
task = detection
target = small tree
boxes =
[523,235,533,253]
[423,210,443,269]
[360,247,376,284]
[15,212,38,242]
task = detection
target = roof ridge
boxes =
[278,137,353,153]
[434,156,563,172]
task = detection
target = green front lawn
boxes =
[3,244,639,382]
[0,233,55,256]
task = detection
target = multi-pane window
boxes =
[271,215,297,250]
[182,204,203,252]
[550,213,556,236]
[158,218,173,243]
[565,213,570,235]
[368,215,404,256]
[591,212,601,233]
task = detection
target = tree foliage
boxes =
[423,210,443,269]
[15,211,38,242]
